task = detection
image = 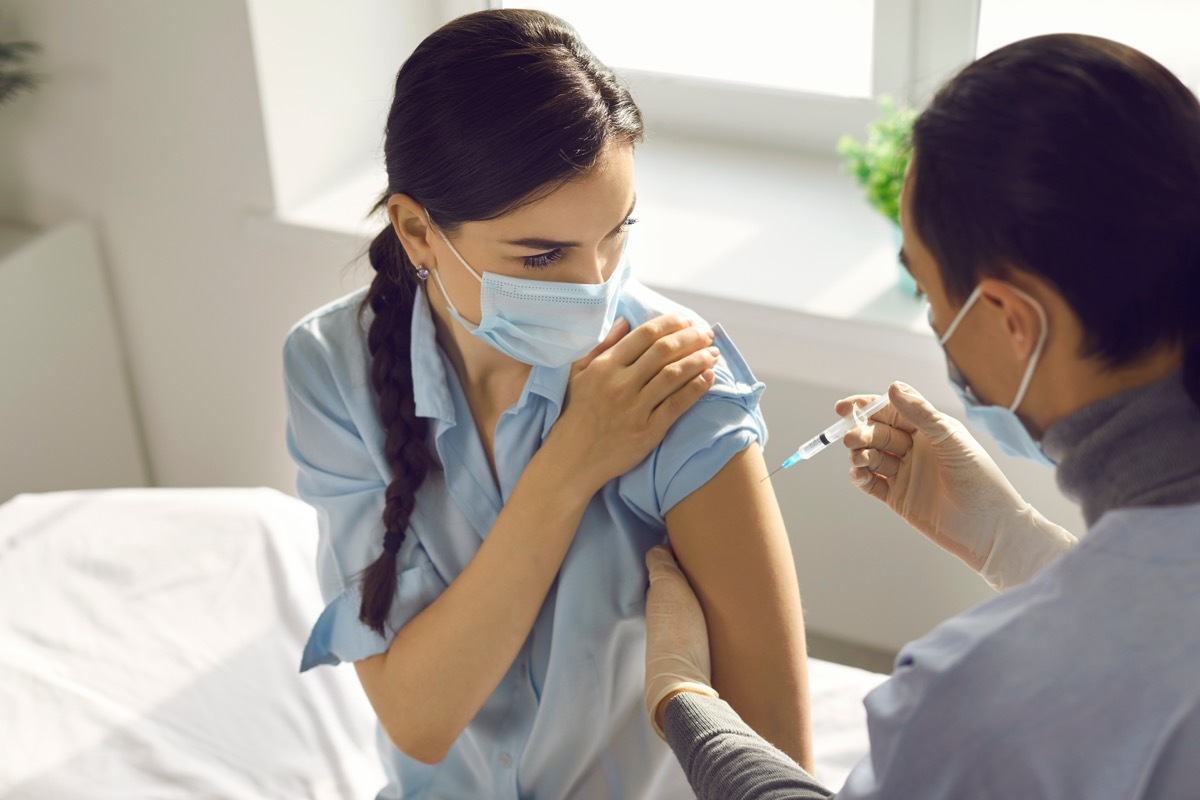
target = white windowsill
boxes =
[258,133,952,403]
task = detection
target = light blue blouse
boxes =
[283,277,767,799]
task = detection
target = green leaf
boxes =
[836,97,914,224]
[0,40,39,64]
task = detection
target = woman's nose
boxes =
[583,253,619,285]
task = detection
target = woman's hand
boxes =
[547,315,718,494]
[837,381,1076,589]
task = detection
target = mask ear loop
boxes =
[1006,287,1049,413]
[425,210,483,284]
[423,209,483,327]
[937,286,983,346]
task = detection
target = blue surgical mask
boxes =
[934,286,1055,467]
[428,217,630,368]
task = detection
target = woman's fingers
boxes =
[606,315,708,368]
[627,319,715,381]
[573,316,630,373]
[648,369,716,432]
[640,343,720,410]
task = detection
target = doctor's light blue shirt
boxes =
[283,279,768,799]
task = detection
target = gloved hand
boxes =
[643,545,719,739]
[837,381,1077,590]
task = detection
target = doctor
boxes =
[643,33,1200,799]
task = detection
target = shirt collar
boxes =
[409,283,570,436]
[520,363,570,440]
[410,284,455,424]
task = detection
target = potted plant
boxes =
[837,97,918,295]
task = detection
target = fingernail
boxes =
[703,368,716,381]
[895,382,913,394]
[708,346,720,358]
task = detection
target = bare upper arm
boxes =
[664,442,813,767]
[664,442,801,631]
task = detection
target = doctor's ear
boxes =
[386,194,438,269]
[978,277,1047,360]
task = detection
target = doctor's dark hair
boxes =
[910,34,1200,409]
[357,9,643,636]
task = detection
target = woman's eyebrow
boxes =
[503,196,637,249]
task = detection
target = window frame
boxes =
[485,0,982,154]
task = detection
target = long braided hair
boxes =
[357,9,644,635]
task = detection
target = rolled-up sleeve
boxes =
[618,324,767,522]
[284,319,447,671]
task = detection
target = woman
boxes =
[644,34,1200,798]
[283,9,810,798]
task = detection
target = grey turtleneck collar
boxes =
[1041,371,1200,528]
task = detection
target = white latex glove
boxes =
[838,382,1077,590]
[643,545,719,739]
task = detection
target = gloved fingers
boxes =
[836,393,915,434]
[850,447,902,478]
[833,394,877,416]
[646,544,685,582]
[849,465,891,503]
[887,382,957,444]
[646,546,706,626]
[843,420,914,456]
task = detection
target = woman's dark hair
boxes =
[910,33,1200,409]
[357,9,644,635]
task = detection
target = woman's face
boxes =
[426,141,637,327]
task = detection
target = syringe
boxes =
[763,394,891,481]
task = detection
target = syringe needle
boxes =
[761,465,784,482]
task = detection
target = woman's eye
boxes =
[621,216,639,231]
[523,248,565,269]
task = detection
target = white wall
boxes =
[0,0,371,489]
[0,0,1085,655]
[246,0,425,212]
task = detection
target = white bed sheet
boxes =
[0,488,884,798]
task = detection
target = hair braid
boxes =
[358,223,437,636]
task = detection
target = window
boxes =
[500,0,875,98]
[497,1,944,155]
[976,0,1200,93]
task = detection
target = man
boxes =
[644,33,1200,799]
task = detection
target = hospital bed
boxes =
[0,487,886,798]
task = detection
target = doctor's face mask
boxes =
[933,286,1055,466]
[427,216,631,369]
